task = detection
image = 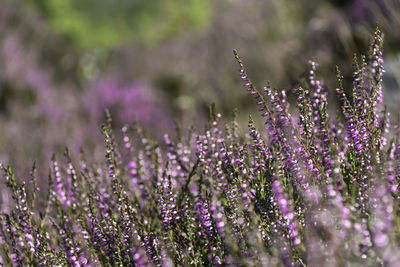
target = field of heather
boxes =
[1,1,400,266]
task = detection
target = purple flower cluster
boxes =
[83,77,173,131]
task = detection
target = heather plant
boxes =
[1,29,400,266]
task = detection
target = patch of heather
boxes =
[1,29,400,266]
[83,77,173,131]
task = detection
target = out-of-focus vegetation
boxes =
[0,0,399,176]
[22,0,211,48]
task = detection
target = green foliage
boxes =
[22,0,211,49]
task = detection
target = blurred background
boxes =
[1,0,400,177]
